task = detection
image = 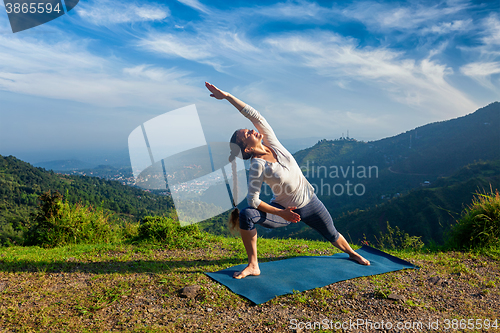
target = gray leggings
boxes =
[239,194,340,243]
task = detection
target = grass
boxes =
[1,234,498,332]
[0,236,345,275]
[1,191,499,332]
[0,237,319,332]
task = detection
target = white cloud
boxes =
[457,13,500,58]
[0,33,201,108]
[76,0,169,25]
[341,0,470,31]
[264,31,477,117]
[460,61,500,91]
[176,0,211,14]
[0,34,106,73]
[123,64,190,81]
[138,33,213,61]
[456,14,500,92]
[421,19,472,34]
[255,1,326,21]
[461,61,500,76]
[132,1,481,120]
[482,14,500,46]
[136,7,169,21]
[137,30,262,74]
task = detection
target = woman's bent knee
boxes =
[239,207,258,231]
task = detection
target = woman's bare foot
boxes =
[349,253,370,265]
[233,263,260,279]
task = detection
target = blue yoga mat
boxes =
[205,245,418,304]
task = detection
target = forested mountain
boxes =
[260,160,500,244]
[0,155,175,233]
[258,102,500,243]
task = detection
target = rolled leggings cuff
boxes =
[330,231,341,243]
[238,203,288,231]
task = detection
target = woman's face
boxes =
[237,128,263,150]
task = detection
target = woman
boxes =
[205,82,370,279]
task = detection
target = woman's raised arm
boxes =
[205,82,246,111]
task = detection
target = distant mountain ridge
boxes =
[374,101,500,175]
[295,101,499,176]
[34,159,94,171]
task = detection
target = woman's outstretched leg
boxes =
[331,234,370,265]
[234,228,261,279]
[296,195,370,265]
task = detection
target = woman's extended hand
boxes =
[279,207,301,223]
[205,81,246,111]
[205,82,228,100]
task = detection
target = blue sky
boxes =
[0,0,499,165]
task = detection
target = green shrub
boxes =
[134,216,210,249]
[374,221,424,251]
[26,191,117,248]
[120,220,139,241]
[448,186,500,250]
[0,223,24,246]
